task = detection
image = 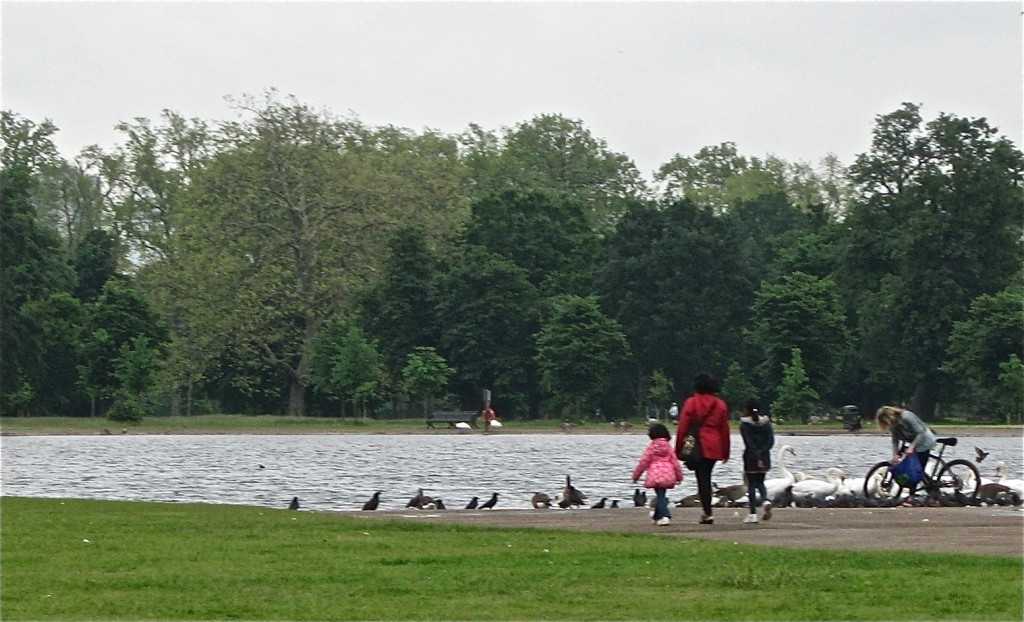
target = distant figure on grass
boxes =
[288,496,300,510]
[740,397,774,524]
[632,423,684,526]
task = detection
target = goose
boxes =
[791,467,846,501]
[361,491,381,511]
[712,481,748,507]
[478,492,499,509]
[531,492,552,509]
[406,488,435,510]
[557,475,587,508]
[763,445,798,503]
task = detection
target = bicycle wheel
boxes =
[863,461,903,500]
[935,459,980,502]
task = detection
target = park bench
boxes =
[426,410,479,428]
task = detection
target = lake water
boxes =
[2,432,1021,511]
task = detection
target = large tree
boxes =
[841,103,1023,418]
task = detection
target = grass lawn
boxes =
[1,497,1020,620]
[1,414,1019,436]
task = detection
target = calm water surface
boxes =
[2,433,1021,511]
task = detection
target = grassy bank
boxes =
[1,414,1020,436]
[1,497,1020,621]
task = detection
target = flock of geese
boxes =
[282,446,1022,512]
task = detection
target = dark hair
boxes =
[744,397,762,422]
[648,422,671,440]
[692,372,721,395]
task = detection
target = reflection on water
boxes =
[2,433,1021,511]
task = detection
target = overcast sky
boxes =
[3,1,1021,177]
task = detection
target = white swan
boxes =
[996,461,1024,497]
[791,467,846,501]
[844,469,885,498]
[763,445,797,503]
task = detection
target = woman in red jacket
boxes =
[675,372,731,524]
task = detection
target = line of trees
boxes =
[2,94,1021,423]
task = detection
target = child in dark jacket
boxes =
[740,397,774,523]
[632,423,684,526]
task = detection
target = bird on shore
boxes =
[590,497,608,509]
[531,492,553,509]
[362,491,381,511]
[557,475,587,508]
[435,498,447,510]
[406,488,435,510]
[288,496,300,510]
[610,500,620,508]
[479,493,499,509]
[633,488,647,507]
[465,496,479,509]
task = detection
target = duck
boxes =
[361,491,381,511]
[790,467,846,502]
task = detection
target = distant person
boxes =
[632,423,684,526]
[876,405,937,506]
[482,405,497,430]
[668,402,679,423]
[740,397,774,523]
[675,372,730,525]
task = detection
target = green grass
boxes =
[2,414,1018,436]
[1,497,1020,620]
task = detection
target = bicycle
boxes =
[862,436,980,503]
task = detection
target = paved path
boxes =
[344,506,1024,557]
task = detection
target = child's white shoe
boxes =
[762,501,773,521]
[743,513,759,524]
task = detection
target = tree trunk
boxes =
[909,378,938,421]
[288,378,305,417]
[186,381,194,417]
[169,390,181,417]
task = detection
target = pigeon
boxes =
[288,496,300,510]
[633,488,647,508]
[362,491,381,511]
[478,492,499,509]
[464,496,479,510]
[531,492,553,509]
[590,497,608,509]
[975,446,990,463]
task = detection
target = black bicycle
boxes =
[862,437,980,503]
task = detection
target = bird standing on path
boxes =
[633,488,647,507]
[590,497,608,509]
[478,492,499,509]
[288,496,300,510]
[531,492,553,508]
[465,496,479,509]
[362,491,381,511]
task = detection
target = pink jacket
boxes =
[632,438,684,489]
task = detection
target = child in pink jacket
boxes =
[632,423,684,526]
